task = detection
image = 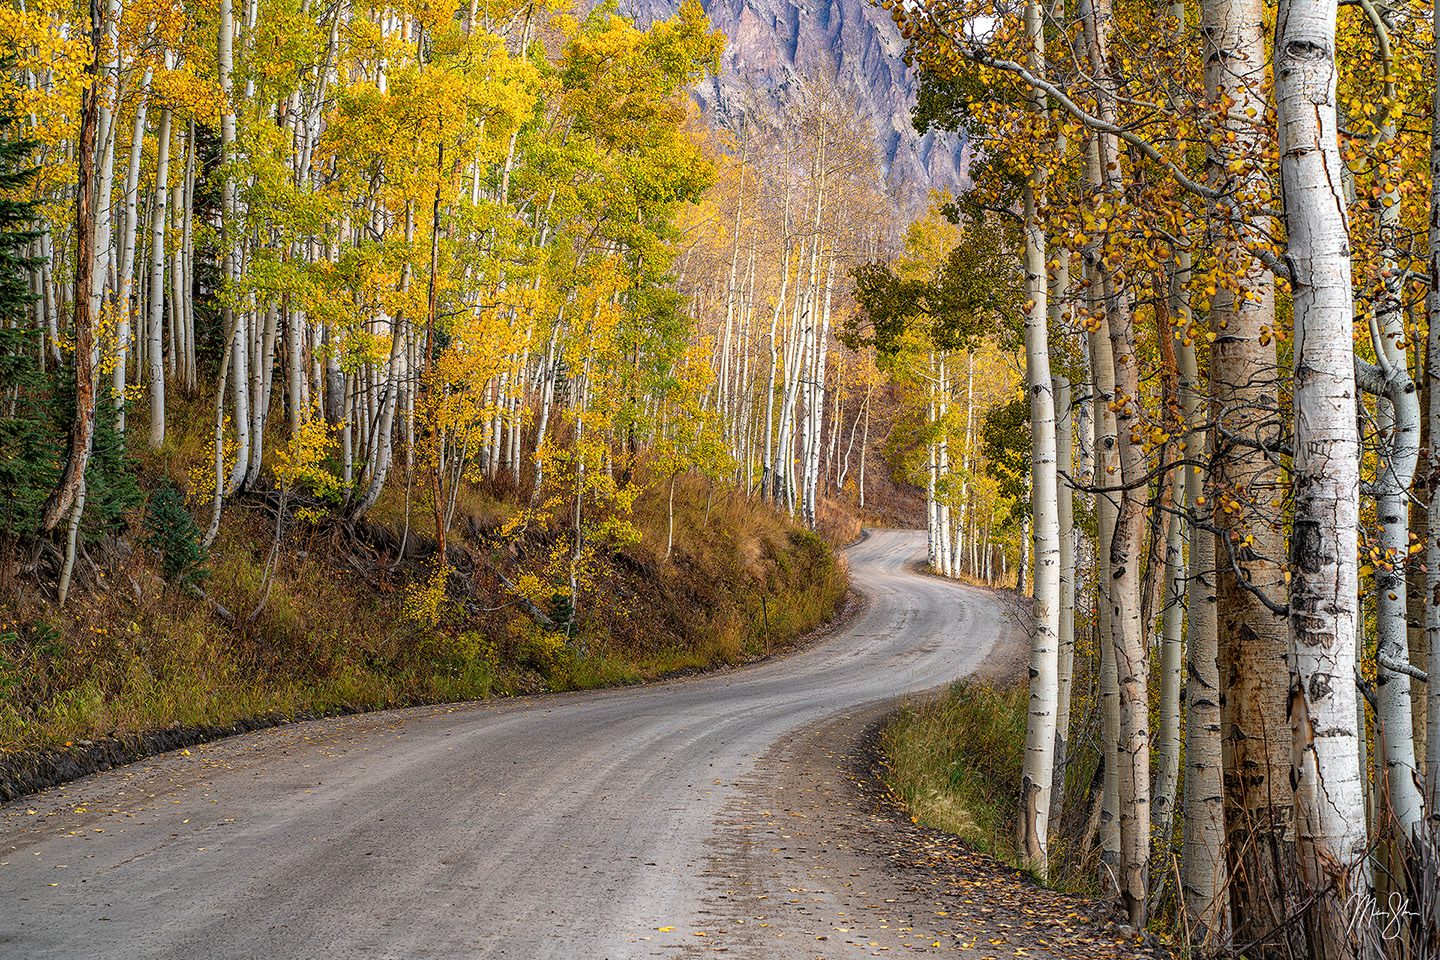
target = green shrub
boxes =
[142,485,209,585]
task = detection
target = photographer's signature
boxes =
[1346,890,1415,942]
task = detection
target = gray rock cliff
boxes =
[616,0,969,216]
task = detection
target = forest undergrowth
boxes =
[0,405,851,799]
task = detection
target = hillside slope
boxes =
[0,463,849,800]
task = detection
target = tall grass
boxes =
[881,681,1028,859]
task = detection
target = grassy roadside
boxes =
[0,467,849,800]
[879,680,1028,861]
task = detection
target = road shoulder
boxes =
[691,704,1171,958]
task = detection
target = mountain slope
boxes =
[622,0,969,215]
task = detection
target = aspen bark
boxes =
[1360,2,1425,837]
[147,57,171,450]
[1427,0,1440,805]
[1079,0,1150,917]
[1087,259,1122,887]
[111,66,151,435]
[1277,1,1372,953]
[1153,463,1184,845]
[42,0,103,532]
[1197,0,1297,940]
[1050,374,1074,830]
[219,0,249,498]
[1100,269,1152,928]
[1181,333,1229,943]
[1014,4,1062,865]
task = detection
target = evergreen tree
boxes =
[141,485,209,586]
[0,105,56,540]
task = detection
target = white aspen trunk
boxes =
[350,315,405,520]
[167,144,182,382]
[1427,0,1440,806]
[219,0,249,497]
[353,194,413,514]
[181,120,197,392]
[858,386,868,509]
[1086,256,1122,895]
[146,62,171,450]
[1178,302,1229,941]
[1364,345,1423,835]
[56,481,86,608]
[40,233,60,368]
[91,0,120,335]
[203,307,241,547]
[738,244,757,485]
[1183,458,1229,942]
[982,514,992,583]
[826,368,842,495]
[1050,375,1074,828]
[961,354,975,575]
[719,166,744,434]
[1099,269,1152,929]
[245,303,278,487]
[838,382,867,495]
[763,174,793,500]
[1277,1,1372,952]
[927,369,939,572]
[803,256,835,528]
[1018,499,1029,593]
[1015,103,1062,880]
[531,329,559,507]
[1361,10,1425,835]
[762,269,782,499]
[936,358,952,577]
[782,143,820,510]
[779,268,811,517]
[225,311,251,494]
[1153,463,1184,843]
[777,232,810,513]
[1079,0,1150,919]
[111,65,151,435]
[341,371,354,491]
[288,305,307,433]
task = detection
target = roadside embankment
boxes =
[1,473,847,801]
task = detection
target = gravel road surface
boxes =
[1,529,1016,959]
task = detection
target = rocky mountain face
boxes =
[617,0,969,217]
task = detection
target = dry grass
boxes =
[0,439,846,779]
[880,681,1028,860]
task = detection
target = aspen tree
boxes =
[1428,0,1440,808]
[1015,0,1061,878]
[146,50,171,450]
[42,0,103,533]
[1351,0,1424,838]
[1050,373,1075,828]
[1180,316,1229,943]
[1277,0,1372,953]
[1193,0,1298,936]
[111,64,151,437]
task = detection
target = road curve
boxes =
[1,529,1012,959]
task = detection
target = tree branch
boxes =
[1378,652,1427,683]
[924,19,1294,284]
[1156,502,1290,617]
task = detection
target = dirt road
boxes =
[1,529,1045,958]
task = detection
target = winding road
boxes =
[1,529,1014,959]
